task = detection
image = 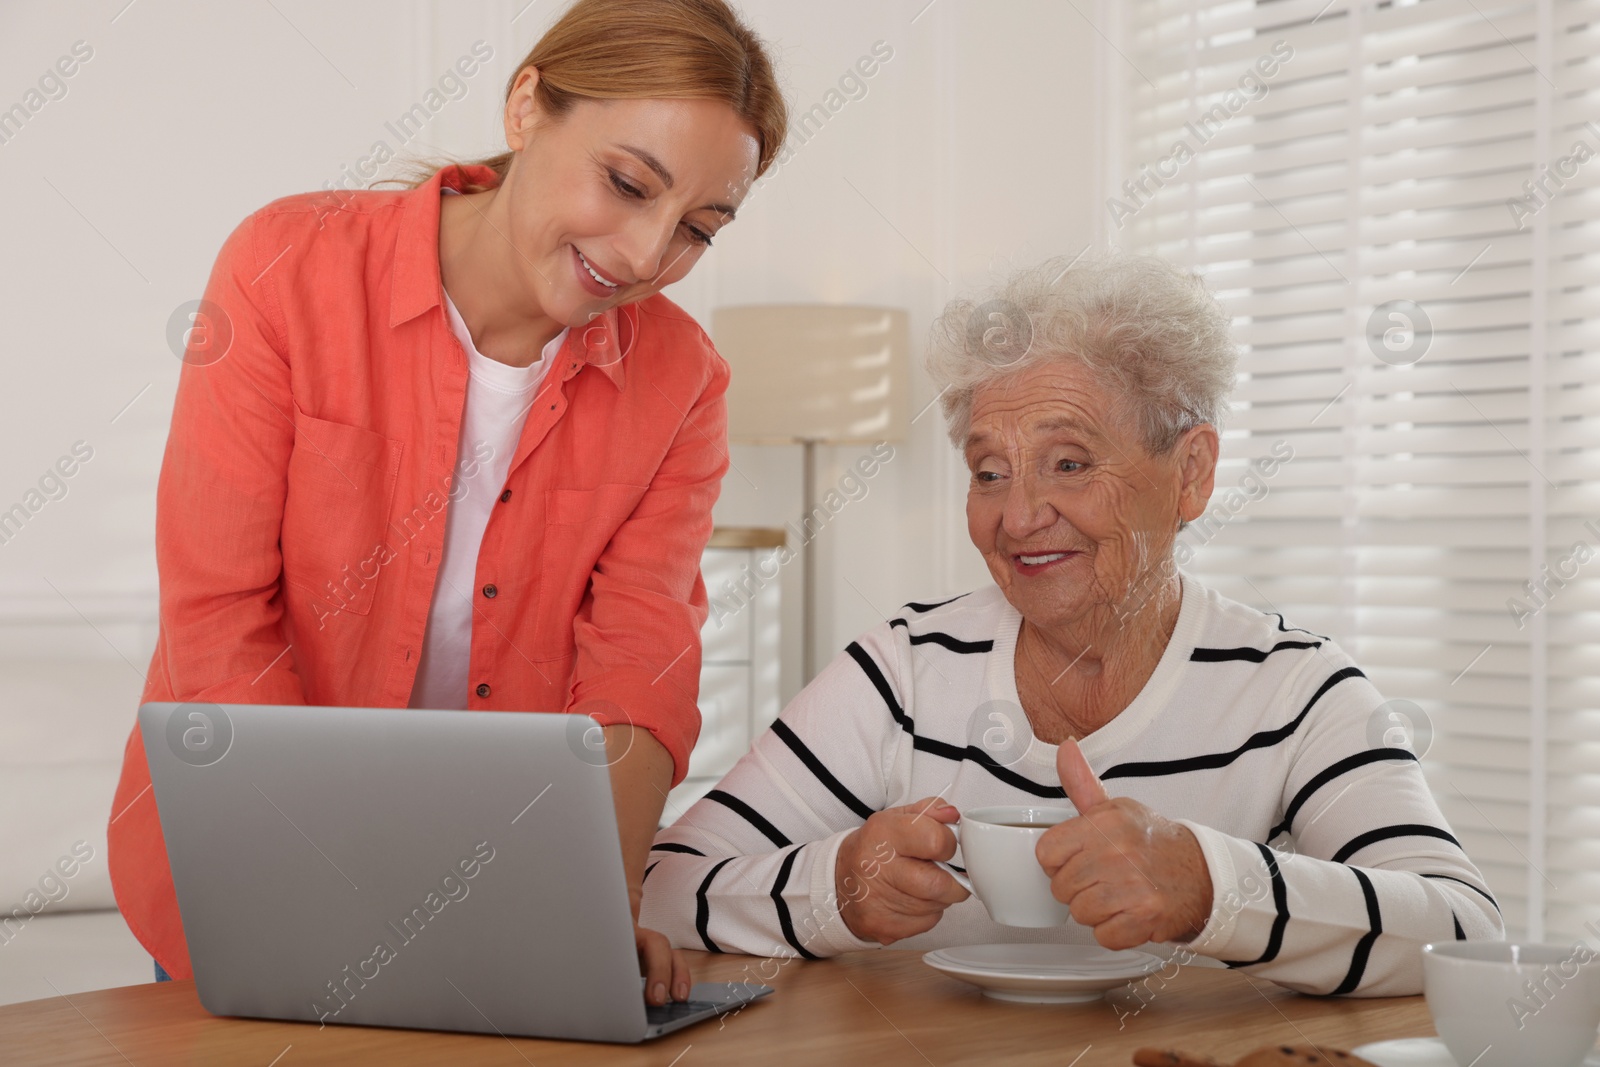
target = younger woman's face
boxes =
[499,70,762,328]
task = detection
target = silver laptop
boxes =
[138,701,772,1043]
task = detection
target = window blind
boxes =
[1115,0,1600,942]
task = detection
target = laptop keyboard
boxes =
[646,999,722,1026]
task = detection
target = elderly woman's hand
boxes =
[1036,740,1214,950]
[835,797,971,944]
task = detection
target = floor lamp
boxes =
[712,305,910,683]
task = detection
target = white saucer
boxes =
[1353,1037,1600,1066]
[921,943,1165,1004]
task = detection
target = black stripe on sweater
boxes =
[912,734,1067,799]
[846,642,912,732]
[1222,843,1290,969]
[849,643,1058,794]
[643,860,661,884]
[903,595,968,613]
[850,639,1058,796]
[910,631,995,654]
[845,640,1063,798]
[1332,867,1382,995]
[1421,872,1501,915]
[1101,667,1365,782]
[705,789,793,849]
[1332,824,1462,865]
[1257,843,1292,963]
[887,618,996,654]
[849,637,1359,801]
[771,720,875,820]
[771,846,822,960]
[695,858,736,953]
[1269,748,1419,839]
[651,842,706,857]
[1191,640,1322,663]
[1269,612,1327,640]
[1453,912,1466,940]
[1260,844,1292,964]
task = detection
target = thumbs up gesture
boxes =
[1035,739,1215,950]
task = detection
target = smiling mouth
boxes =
[576,249,621,289]
[1016,552,1070,566]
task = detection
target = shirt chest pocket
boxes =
[281,411,404,616]
[535,483,649,654]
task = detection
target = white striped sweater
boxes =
[641,575,1503,995]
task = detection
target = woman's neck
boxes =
[1015,569,1183,743]
[437,188,566,367]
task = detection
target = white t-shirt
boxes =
[407,267,568,710]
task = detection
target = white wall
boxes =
[658,0,1103,698]
[0,0,1098,746]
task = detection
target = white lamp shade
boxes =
[713,304,910,444]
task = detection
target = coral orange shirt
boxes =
[108,164,728,978]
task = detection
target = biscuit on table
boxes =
[1233,1046,1379,1067]
[1131,1051,1226,1066]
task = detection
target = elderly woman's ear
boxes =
[1173,421,1221,527]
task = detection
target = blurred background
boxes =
[1,0,1595,1002]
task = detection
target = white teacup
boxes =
[1422,941,1600,1067]
[942,805,1075,928]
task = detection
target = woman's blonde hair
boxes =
[421,0,787,191]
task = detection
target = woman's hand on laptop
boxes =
[636,921,691,1006]
[603,724,693,1006]
[835,797,969,944]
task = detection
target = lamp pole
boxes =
[800,436,819,683]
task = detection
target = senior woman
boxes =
[640,254,1503,995]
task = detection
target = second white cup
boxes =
[1423,940,1600,1067]
[943,805,1075,927]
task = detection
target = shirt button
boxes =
[482,584,498,599]
[476,683,491,698]
[499,489,512,503]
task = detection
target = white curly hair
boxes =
[926,252,1239,454]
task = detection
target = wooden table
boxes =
[0,949,1437,1066]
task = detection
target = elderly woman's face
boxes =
[964,360,1216,631]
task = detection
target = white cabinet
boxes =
[660,528,784,825]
